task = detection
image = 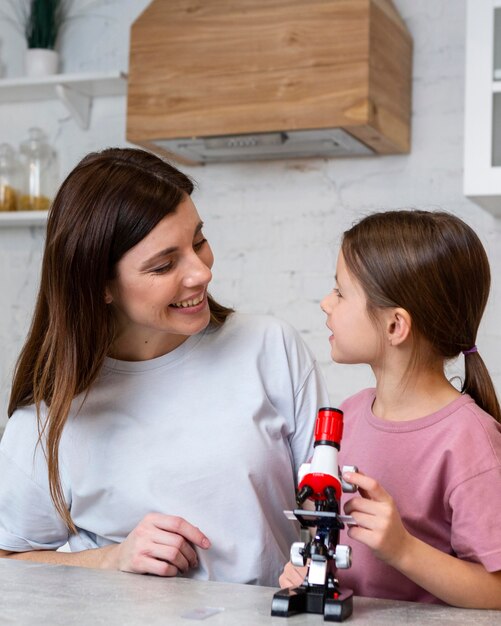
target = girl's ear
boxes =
[386,308,412,346]
[104,286,113,305]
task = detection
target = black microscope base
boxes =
[271,585,353,622]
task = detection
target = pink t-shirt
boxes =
[337,389,501,603]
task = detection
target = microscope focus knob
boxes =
[290,542,306,567]
[340,465,359,493]
[334,544,352,569]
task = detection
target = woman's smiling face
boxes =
[106,195,214,359]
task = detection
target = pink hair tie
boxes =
[462,345,478,355]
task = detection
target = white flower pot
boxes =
[25,48,59,77]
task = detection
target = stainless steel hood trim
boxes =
[151,128,373,163]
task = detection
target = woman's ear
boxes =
[386,308,412,346]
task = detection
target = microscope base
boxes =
[271,585,353,622]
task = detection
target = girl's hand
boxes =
[102,512,211,576]
[342,470,411,568]
[279,560,307,589]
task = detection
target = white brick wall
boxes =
[0,0,499,427]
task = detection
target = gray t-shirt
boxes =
[0,313,328,586]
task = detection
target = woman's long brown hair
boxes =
[341,210,501,423]
[8,148,233,531]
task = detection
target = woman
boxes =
[0,148,328,586]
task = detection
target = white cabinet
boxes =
[0,71,127,227]
[464,0,501,216]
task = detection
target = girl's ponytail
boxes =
[463,353,501,423]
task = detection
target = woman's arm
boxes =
[343,471,501,609]
[0,546,115,568]
[0,513,211,576]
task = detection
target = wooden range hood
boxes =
[127,0,412,164]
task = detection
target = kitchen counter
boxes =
[1,559,500,625]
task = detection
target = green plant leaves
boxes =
[26,0,61,50]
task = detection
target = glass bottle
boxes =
[0,143,20,212]
[18,127,58,211]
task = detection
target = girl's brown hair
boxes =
[8,148,233,531]
[341,209,501,423]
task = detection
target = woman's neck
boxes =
[109,330,189,361]
[371,359,461,422]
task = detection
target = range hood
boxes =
[126,0,412,165]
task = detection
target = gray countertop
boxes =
[1,559,500,625]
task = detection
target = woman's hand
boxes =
[342,470,411,568]
[279,561,308,589]
[102,512,211,576]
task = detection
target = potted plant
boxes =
[24,0,62,76]
[0,0,62,76]
[0,0,115,77]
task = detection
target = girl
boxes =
[280,210,501,608]
[0,148,328,586]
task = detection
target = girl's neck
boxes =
[372,361,461,422]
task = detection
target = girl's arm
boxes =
[343,471,501,609]
[0,513,211,576]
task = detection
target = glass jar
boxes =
[0,143,20,212]
[18,127,58,211]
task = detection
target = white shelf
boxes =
[0,71,127,129]
[0,71,128,229]
[0,71,127,228]
[0,211,47,227]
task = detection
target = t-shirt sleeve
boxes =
[289,362,330,477]
[0,410,69,552]
[279,322,330,479]
[449,466,501,572]
[0,451,69,551]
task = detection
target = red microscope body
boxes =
[271,407,356,622]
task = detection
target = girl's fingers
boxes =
[279,563,307,589]
[342,471,390,502]
[344,496,386,516]
[346,510,380,531]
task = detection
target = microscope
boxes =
[271,407,357,622]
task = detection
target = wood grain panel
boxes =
[347,0,412,153]
[127,0,412,157]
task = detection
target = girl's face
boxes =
[106,195,214,358]
[320,250,382,365]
